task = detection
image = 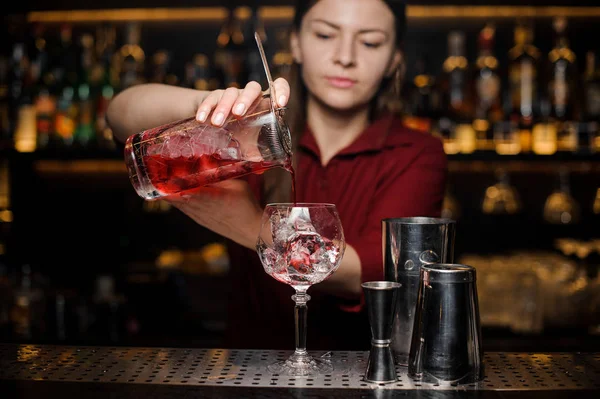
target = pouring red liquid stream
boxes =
[284,159,297,206]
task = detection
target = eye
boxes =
[315,32,332,40]
[359,33,387,49]
[362,42,382,49]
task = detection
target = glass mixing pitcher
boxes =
[124,94,292,200]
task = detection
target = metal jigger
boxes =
[362,281,402,384]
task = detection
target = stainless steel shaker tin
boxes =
[382,217,456,366]
[408,263,484,385]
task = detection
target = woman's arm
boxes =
[107,79,290,143]
[166,179,264,250]
[106,83,209,143]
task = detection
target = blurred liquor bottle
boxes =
[118,22,146,91]
[10,40,37,154]
[0,53,8,148]
[0,160,12,262]
[473,23,503,151]
[10,265,46,341]
[214,6,247,89]
[440,31,475,154]
[508,20,541,153]
[94,24,118,151]
[185,53,213,91]
[493,90,520,155]
[404,53,439,133]
[272,29,294,81]
[582,51,600,153]
[53,24,79,148]
[149,50,178,86]
[532,97,558,155]
[31,24,58,151]
[547,17,578,152]
[73,33,96,149]
[27,23,49,96]
[245,5,268,88]
[0,160,12,333]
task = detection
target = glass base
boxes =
[267,352,333,377]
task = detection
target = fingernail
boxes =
[278,95,287,107]
[213,112,224,126]
[197,111,206,122]
[233,103,245,116]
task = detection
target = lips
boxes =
[325,76,357,88]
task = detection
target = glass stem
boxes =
[292,289,310,357]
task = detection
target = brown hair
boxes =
[262,0,407,204]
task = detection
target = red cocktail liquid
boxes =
[144,153,281,196]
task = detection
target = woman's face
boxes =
[291,0,401,112]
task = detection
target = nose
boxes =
[333,34,356,68]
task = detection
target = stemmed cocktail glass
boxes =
[256,203,345,377]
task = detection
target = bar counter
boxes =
[1,344,599,398]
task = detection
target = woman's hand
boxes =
[195,78,290,126]
[165,179,264,250]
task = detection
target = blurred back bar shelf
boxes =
[6,152,600,176]
[23,5,600,23]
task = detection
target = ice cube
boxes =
[216,146,241,160]
[310,237,340,273]
[147,142,161,156]
[289,208,317,232]
[161,134,194,158]
[258,245,283,274]
[272,216,295,250]
[162,140,179,158]
[180,142,194,158]
[189,125,233,157]
[284,231,327,275]
[271,208,318,252]
[294,217,317,234]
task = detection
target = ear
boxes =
[290,30,303,64]
[385,49,403,78]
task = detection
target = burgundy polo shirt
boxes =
[224,113,447,351]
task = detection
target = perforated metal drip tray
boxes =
[1,344,599,391]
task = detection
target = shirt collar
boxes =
[298,112,397,158]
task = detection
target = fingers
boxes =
[231,81,263,117]
[273,77,290,107]
[211,87,242,126]
[195,90,223,123]
[195,77,290,126]
[195,87,240,126]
